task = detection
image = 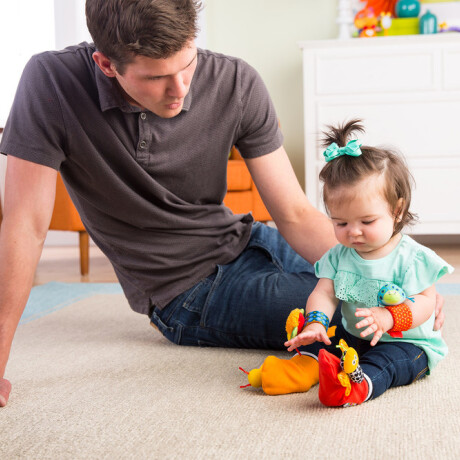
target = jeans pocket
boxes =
[200,265,224,329]
[246,242,283,271]
[181,279,211,313]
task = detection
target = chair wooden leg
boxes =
[79,231,89,276]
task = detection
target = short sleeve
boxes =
[402,248,454,295]
[234,62,283,158]
[314,245,341,280]
[0,54,66,170]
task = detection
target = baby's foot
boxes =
[318,349,368,407]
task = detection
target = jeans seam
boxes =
[247,237,284,271]
[181,280,208,313]
[175,322,183,344]
[200,265,223,328]
[413,367,428,382]
[151,309,174,334]
[364,350,428,386]
[365,357,416,382]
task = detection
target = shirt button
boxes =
[139,140,147,149]
[140,113,147,120]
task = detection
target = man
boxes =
[0,0,444,407]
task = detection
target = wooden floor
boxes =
[34,239,460,285]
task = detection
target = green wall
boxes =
[204,0,339,187]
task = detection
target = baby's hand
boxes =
[284,322,331,352]
[355,307,393,346]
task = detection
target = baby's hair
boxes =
[319,119,417,234]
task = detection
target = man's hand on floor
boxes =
[0,378,11,407]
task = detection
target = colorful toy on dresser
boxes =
[353,0,442,36]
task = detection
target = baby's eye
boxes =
[362,220,375,225]
[336,222,347,227]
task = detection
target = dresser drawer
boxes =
[316,50,434,95]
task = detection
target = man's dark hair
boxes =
[86,0,202,73]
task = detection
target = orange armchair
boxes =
[223,147,271,222]
[49,174,89,275]
[49,149,270,275]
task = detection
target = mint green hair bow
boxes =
[323,139,362,162]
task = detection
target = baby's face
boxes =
[327,177,400,259]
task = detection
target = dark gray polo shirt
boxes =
[0,43,283,315]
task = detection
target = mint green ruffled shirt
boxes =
[315,235,453,371]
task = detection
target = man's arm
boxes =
[0,156,57,406]
[245,146,337,264]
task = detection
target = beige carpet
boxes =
[1,293,459,459]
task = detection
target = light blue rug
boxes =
[436,283,460,295]
[21,282,123,324]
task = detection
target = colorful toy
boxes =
[439,22,460,33]
[285,307,306,356]
[380,12,393,35]
[377,283,414,337]
[285,308,305,341]
[318,342,369,407]
[239,308,336,395]
[419,10,437,34]
[354,7,379,37]
[336,339,364,397]
[395,0,420,19]
[239,353,320,395]
[377,283,414,306]
[359,0,398,17]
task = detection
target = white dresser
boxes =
[299,34,460,235]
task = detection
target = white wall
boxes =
[0,1,90,245]
[0,1,54,234]
[54,0,91,49]
[0,1,55,127]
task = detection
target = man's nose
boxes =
[167,73,187,98]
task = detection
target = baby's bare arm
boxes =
[285,278,338,351]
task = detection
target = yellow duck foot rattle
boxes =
[239,308,336,396]
[239,353,320,395]
[318,339,369,407]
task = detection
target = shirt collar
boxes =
[95,64,193,114]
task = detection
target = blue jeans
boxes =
[326,322,429,400]
[150,222,340,352]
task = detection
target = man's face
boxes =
[111,42,197,118]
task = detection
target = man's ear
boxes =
[394,197,404,222]
[92,51,117,77]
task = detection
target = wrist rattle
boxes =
[385,304,413,338]
[377,283,414,338]
[305,311,330,331]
